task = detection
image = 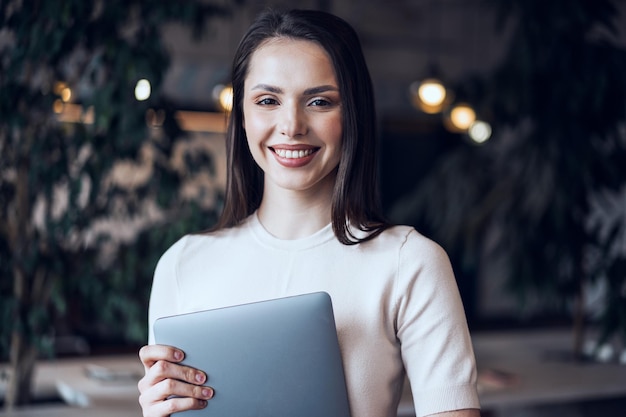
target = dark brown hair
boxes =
[213,9,388,244]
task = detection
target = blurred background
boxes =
[1,0,626,415]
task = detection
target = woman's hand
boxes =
[138,344,214,417]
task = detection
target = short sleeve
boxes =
[395,230,480,416]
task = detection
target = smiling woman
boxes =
[137,9,481,417]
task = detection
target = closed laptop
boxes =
[153,291,352,417]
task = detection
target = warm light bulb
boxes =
[449,103,476,130]
[218,85,233,112]
[53,99,64,114]
[135,79,151,101]
[418,79,446,107]
[53,81,67,95]
[61,87,72,102]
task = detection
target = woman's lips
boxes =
[270,146,320,167]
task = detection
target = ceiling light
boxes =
[410,79,450,114]
[417,79,446,106]
[468,120,492,144]
[135,79,151,101]
[448,103,476,131]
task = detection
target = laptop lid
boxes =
[153,291,352,417]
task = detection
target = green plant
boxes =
[391,0,626,357]
[0,0,232,408]
[585,186,626,356]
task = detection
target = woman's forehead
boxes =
[251,37,329,64]
[245,38,337,89]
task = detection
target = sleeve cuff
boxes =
[412,384,481,417]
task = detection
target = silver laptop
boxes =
[153,291,352,417]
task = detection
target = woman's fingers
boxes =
[137,344,213,417]
[139,344,184,371]
[154,377,214,401]
[140,358,208,390]
[145,396,208,416]
[139,377,213,416]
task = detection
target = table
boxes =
[399,328,626,416]
[0,356,143,416]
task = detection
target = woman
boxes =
[138,9,480,417]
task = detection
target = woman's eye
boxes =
[309,98,331,107]
[257,98,277,105]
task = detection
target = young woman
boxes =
[138,9,480,417]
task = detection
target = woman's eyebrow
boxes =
[303,85,339,95]
[250,84,338,95]
[251,83,282,94]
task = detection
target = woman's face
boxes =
[242,37,342,196]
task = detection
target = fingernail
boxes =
[202,388,213,399]
[199,400,208,408]
[195,372,206,383]
[173,351,183,361]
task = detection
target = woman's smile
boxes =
[270,144,320,167]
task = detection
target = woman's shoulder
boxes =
[377,224,442,247]
[372,224,450,263]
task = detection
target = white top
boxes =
[148,213,480,417]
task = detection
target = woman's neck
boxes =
[256,179,334,240]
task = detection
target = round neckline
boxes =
[246,211,336,251]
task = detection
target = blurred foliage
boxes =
[391,0,626,341]
[0,0,233,406]
[64,201,219,347]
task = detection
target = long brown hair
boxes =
[213,9,389,244]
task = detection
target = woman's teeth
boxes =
[274,149,314,159]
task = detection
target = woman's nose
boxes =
[279,104,307,138]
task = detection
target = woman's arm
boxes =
[397,231,481,416]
